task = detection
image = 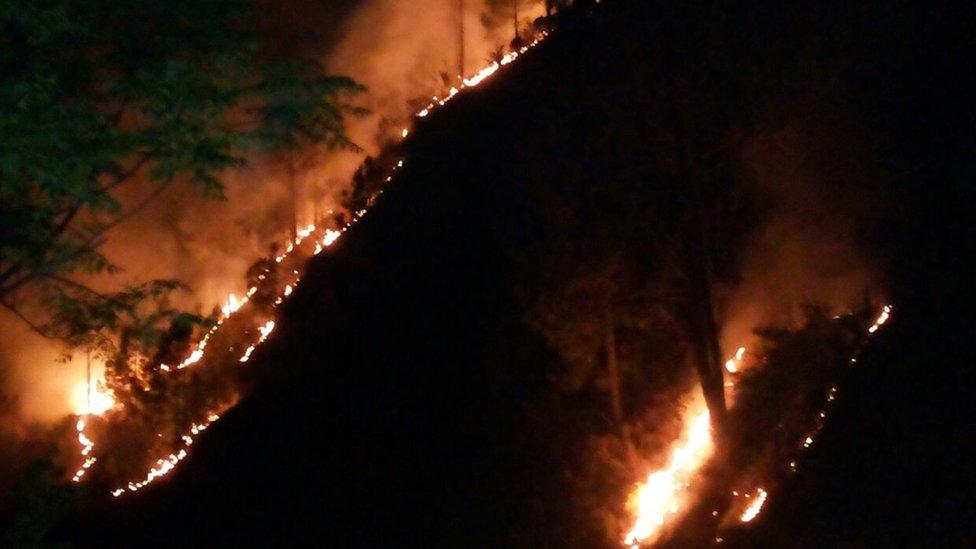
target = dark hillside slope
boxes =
[72,1,973,546]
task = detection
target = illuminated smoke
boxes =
[720,106,889,359]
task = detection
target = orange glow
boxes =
[625,406,712,547]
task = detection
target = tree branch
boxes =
[96,179,174,236]
[0,299,58,340]
[102,151,155,192]
[46,275,109,299]
[0,202,84,296]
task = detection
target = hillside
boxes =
[64,1,974,547]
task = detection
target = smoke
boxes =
[322,0,545,158]
[719,96,889,354]
[0,0,542,426]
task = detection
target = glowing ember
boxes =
[625,408,713,547]
[724,346,747,373]
[868,304,892,333]
[71,418,97,482]
[739,488,767,522]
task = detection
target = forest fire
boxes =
[43,4,897,536]
[6,0,951,545]
[624,304,894,545]
[98,31,554,497]
[625,408,712,547]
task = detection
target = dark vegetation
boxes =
[1,0,972,546]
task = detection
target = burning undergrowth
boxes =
[616,303,890,548]
[30,4,564,506]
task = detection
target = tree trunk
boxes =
[285,159,298,241]
[513,0,519,40]
[606,311,638,467]
[685,227,727,434]
[457,0,465,79]
[605,318,625,427]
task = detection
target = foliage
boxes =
[0,0,362,345]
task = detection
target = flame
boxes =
[739,488,767,522]
[69,367,114,481]
[323,229,342,247]
[71,418,97,482]
[221,293,245,317]
[728,307,895,525]
[240,320,276,363]
[868,304,891,333]
[70,379,115,416]
[724,346,747,373]
[112,413,220,495]
[412,34,547,119]
[625,407,713,547]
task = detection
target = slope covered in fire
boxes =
[65,1,972,546]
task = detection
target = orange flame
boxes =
[739,488,767,522]
[70,379,115,416]
[625,406,713,547]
